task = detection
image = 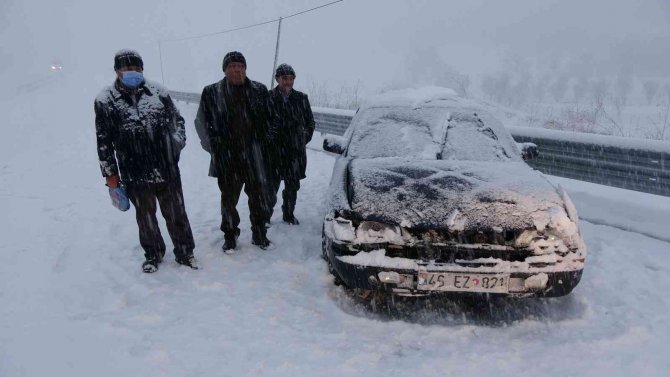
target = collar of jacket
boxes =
[222,76,252,89]
[112,79,153,101]
[272,86,293,99]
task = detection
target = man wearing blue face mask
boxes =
[94,49,197,273]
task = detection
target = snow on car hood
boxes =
[348,158,565,231]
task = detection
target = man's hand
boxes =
[106,175,120,188]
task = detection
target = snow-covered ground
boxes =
[1,74,670,376]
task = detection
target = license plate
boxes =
[417,272,510,293]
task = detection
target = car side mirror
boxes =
[518,142,539,161]
[323,136,345,155]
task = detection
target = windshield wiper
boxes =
[436,116,452,160]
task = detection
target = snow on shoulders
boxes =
[144,79,168,96]
[94,84,116,103]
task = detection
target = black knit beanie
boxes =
[222,51,247,71]
[114,49,143,71]
[275,63,295,78]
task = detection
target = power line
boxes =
[165,19,280,43]
[162,0,343,43]
[282,0,343,20]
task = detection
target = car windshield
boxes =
[346,106,520,162]
[347,107,444,159]
[440,111,520,162]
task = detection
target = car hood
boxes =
[348,158,566,231]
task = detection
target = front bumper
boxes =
[324,236,584,298]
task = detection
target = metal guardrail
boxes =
[313,112,353,136]
[170,90,201,104]
[170,90,670,197]
[509,128,669,196]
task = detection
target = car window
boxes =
[441,111,521,162]
[346,106,521,161]
[346,107,447,159]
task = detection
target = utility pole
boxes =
[270,17,283,89]
[158,40,166,85]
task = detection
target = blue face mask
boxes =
[120,71,144,88]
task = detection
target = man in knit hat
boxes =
[94,49,197,273]
[195,51,278,252]
[266,64,315,225]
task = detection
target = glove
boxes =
[106,175,120,188]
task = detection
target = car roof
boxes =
[361,87,483,112]
[347,87,521,162]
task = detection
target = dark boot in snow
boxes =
[281,181,299,225]
[222,237,237,254]
[251,231,273,250]
[222,229,240,255]
[176,256,199,270]
[282,213,300,225]
[142,259,159,273]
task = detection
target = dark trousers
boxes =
[217,169,269,240]
[267,172,301,220]
[126,180,195,262]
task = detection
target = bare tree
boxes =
[645,87,670,140]
[613,70,633,116]
[549,75,568,103]
[643,80,659,104]
[572,77,589,105]
[663,82,670,102]
[305,79,330,108]
[304,79,363,110]
[480,73,512,105]
[431,65,471,97]
[481,75,498,102]
[398,47,471,97]
[448,72,471,98]
[530,75,548,103]
[589,78,610,106]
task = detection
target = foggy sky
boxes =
[1,0,669,96]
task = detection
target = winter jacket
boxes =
[195,77,278,178]
[94,80,186,184]
[268,87,316,179]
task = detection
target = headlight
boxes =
[325,217,405,245]
[515,229,569,255]
[356,221,404,244]
[329,217,356,242]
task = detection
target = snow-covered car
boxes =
[50,60,63,71]
[321,87,586,298]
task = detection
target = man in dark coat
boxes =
[95,49,197,273]
[195,51,278,252]
[266,64,315,225]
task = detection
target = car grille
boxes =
[412,228,520,246]
[358,243,530,264]
[348,229,541,265]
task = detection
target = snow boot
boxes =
[282,213,300,225]
[176,255,199,270]
[222,231,239,255]
[251,231,273,250]
[222,238,237,254]
[142,259,159,273]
